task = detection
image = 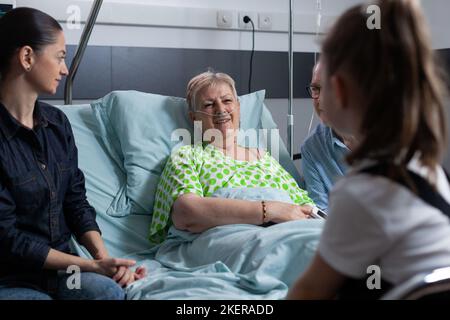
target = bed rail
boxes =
[287,0,294,159]
[64,0,103,105]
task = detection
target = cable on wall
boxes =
[243,15,255,94]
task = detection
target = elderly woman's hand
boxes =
[265,201,313,223]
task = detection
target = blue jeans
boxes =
[0,272,125,300]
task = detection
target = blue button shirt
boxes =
[300,123,349,211]
[0,100,100,284]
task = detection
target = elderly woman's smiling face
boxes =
[192,82,240,139]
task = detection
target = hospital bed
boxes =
[59,89,303,259]
[58,90,322,299]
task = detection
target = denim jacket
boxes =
[0,100,100,288]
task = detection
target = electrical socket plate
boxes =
[238,12,257,29]
[217,10,233,28]
[258,13,273,30]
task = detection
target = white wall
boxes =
[421,0,450,49]
[16,0,361,51]
[16,0,450,50]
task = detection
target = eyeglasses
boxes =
[306,85,321,99]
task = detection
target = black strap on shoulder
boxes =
[338,164,450,300]
[360,164,450,218]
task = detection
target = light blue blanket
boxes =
[125,188,324,300]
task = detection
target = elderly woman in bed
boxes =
[148,71,315,243]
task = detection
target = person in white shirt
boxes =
[288,0,450,300]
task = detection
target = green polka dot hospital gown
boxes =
[149,144,314,243]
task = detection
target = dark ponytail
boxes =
[0,7,62,77]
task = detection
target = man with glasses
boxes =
[300,61,356,212]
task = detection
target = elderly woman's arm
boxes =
[149,145,316,242]
[172,193,313,233]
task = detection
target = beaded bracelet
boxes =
[261,200,268,224]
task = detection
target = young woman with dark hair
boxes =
[0,7,145,300]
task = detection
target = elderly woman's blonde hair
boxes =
[186,71,238,112]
